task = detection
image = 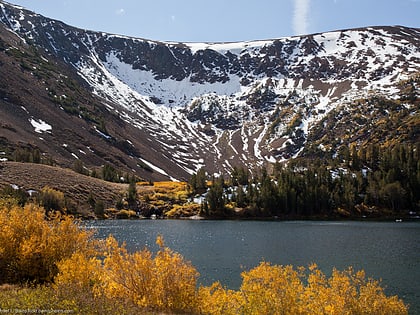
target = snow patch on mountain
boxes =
[185,39,275,55]
[103,51,243,107]
[29,118,52,133]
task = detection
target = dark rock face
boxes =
[0,1,419,179]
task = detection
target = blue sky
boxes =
[6,0,420,42]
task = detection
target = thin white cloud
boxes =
[293,0,310,35]
[115,8,125,16]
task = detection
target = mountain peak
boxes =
[0,1,419,180]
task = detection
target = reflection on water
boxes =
[85,220,420,313]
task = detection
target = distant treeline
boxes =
[13,146,53,165]
[191,143,420,218]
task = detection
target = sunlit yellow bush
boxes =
[301,264,408,315]
[55,252,102,295]
[240,262,305,314]
[151,192,172,201]
[198,282,243,315]
[55,235,199,313]
[152,182,188,198]
[0,204,96,284]
[139,181,194,216]
[115,209,137,218]
[137,181,153,186]
[54,252,119,314]
[198,262,408,315]
[174,190,189,201]
[166,203,200,217]
[153,181,187,189]
[100,235,199,312]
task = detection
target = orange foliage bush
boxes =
[153,181,187,189]
[198,282,243,315]
[0,204,96,284]
[198,262,408,315]
[56,235,199,313]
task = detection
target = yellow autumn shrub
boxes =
[240,262,305,315]
[198,262,408,315]
[300,263,408,315]
[55,234,199,313]
[166,203,201,217]
[99,236,155,305]
[198,282,243,315]
[153,181,187,190]
[0,203,96,284]
[55,252,102,296]
[100,235,199,313]
[54,251,132,315]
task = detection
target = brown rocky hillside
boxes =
[0,161,127,215]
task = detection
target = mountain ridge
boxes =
[0,0,419,181]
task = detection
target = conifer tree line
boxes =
[10,146,136,184]
[191,143,420,218]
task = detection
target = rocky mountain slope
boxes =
[0,161,127,214]
[0,1,419,181]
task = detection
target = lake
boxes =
[86,220,420,313]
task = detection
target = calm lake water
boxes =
[86,220,420,313]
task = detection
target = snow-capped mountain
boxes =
[0,1,419,180]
